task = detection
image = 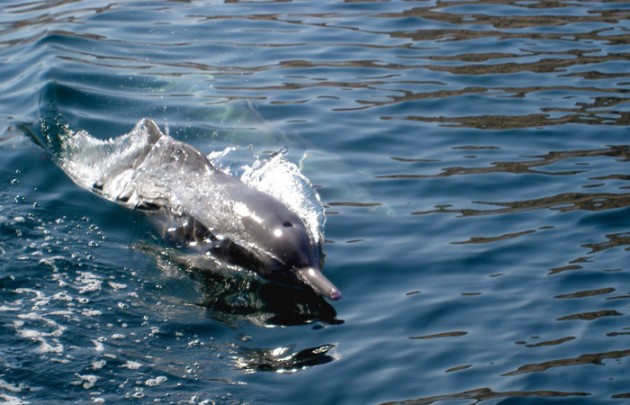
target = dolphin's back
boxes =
[56,117,317,263]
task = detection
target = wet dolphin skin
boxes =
[55,118,341,300]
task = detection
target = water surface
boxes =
[1,1,629,404]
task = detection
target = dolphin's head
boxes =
[153,182,341,300]
[242,209,341,301]
[228,190,341,301]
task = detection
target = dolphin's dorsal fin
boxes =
[139,118,163,146]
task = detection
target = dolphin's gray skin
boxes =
[58,119,341,300]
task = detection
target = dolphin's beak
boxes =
[295,267,342,300]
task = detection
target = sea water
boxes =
[1,1,629,403]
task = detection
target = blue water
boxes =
[1,1,629,403]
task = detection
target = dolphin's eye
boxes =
[283,221,294,228]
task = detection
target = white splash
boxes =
[144,376,167,387]
[241,151,325,246]
[75,374,99,390]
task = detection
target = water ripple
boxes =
[502,349,630,377]
[381,387,591,405]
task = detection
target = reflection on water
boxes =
[556,309,621,321]
[409,330,467,340]
[388,145,630,180]
[585,232,630,254]
[143,240,342,328]
[381,387,590,405]
[503,349,630,377]
[197,272,342,327]
[234,344,336,374]
[516,335,575,348]
[413,191,630,216]
[554,287,616,299]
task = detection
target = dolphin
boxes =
[54,118,341,300]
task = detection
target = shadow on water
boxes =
[145,244,342,328]
[198,273,342,327]
[142,242,343,372]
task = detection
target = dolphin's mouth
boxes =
[295,267,342,300]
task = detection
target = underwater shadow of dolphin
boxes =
[141,242,342,326]
[29,104,341,301]
[195,264,342,326]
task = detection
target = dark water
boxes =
[1,1,629,403]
